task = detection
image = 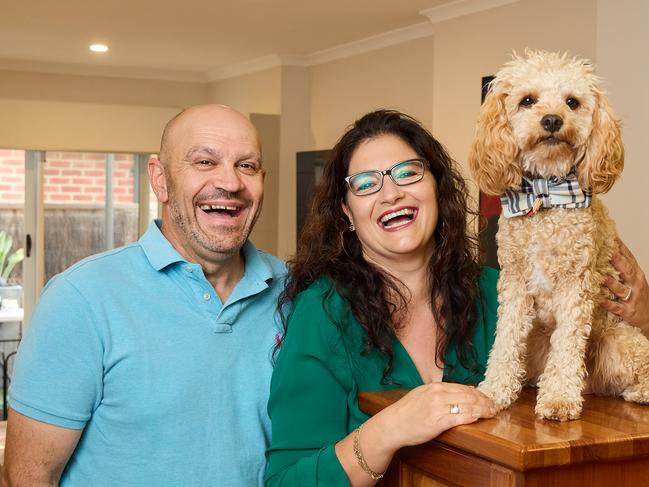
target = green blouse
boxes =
[265,267,499,486]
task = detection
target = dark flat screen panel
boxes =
[296,150,331,240]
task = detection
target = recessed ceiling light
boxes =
[89,44,109,53]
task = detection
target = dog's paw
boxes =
[621,383,649,404]
[477,382,514,411]
[535,398,582,421]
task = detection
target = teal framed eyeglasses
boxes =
[344,158,427,196]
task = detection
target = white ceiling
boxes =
[0,0,455,81]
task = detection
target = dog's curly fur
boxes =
[469,50,649,421]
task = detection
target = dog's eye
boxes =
[566,97,580,110]
[519,96,536,108]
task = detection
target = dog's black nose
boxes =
[541,114,563,133]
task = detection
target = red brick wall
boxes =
[0,150,149,205]
[0,150,24,203]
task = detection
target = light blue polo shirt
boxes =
[9,220,286,486]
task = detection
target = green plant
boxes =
[0,231,25,285]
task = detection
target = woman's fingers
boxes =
[604,275,632,301]
[611,253,635,285]
[424,385,497,424]
[603,240,649,330]
[387,382,497,449]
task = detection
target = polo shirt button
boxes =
[203,292,211,301]
[185,266,193,273]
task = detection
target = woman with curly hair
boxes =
[265,110,498,486]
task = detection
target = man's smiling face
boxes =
[156,105,265,263]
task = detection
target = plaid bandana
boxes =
[500,170,592,218]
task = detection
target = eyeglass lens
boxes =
[347,159,424,196]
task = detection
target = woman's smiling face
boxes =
[342,133,438,267]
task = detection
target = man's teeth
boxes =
[198,204,239,211]
[380,208,415,224]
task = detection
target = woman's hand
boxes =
[601,239,649,334]
[335,382,496,486]
[379,382,496,450]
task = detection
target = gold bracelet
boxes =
[353,424,385,481]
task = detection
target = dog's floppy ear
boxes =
[578,93,624,194]
[468,90,521,196]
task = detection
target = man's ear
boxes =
[148,156,169,203]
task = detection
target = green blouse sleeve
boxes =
[265,282,352,487]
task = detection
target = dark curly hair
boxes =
[278,110,482,381]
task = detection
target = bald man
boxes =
[4,105,286,486]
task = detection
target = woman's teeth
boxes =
[380,208,415,228]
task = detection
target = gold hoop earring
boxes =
[340,231,351,258]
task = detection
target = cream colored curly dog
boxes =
[469,50,649,421]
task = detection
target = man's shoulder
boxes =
[25,243,150,350]
[49,241,146,289]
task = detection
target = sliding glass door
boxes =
[0,149,157,328]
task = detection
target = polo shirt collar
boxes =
[139,220,187,271]
[241,240,274,284]
[139,220,276,285]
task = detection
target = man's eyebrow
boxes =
[183,147,261,163]
[239,152,262,163]
[184,146,220,160]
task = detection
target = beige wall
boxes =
[0,69,208,108]
[0,98,180,153]
[208,67,282,116]
[249,113,280,255]
[0,66,283,153]
[0,70,209,153]
[596,0,649,273]
[277,66,314,259]
[310,35,435,149]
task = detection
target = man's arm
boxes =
[2,408,82,487]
